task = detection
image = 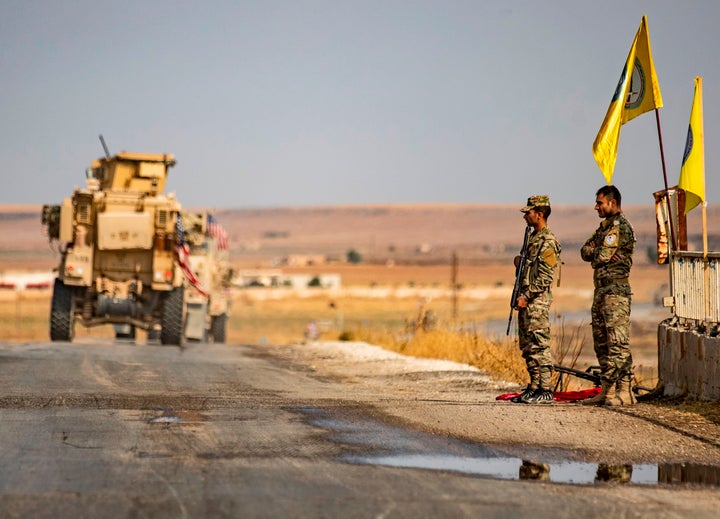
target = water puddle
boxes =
[146,409,207,429]
[148,415,182,426]
[298,407,720,488]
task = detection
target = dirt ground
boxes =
[279,340,720,467]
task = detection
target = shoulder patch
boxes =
[542,246,557,267]
[604,230,618,246]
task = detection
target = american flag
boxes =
[176,216,209,298]
[207,214,229,251]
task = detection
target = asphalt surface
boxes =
[1,339,720,518]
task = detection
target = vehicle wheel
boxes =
[50,278,75,342]
[160,286,184,345]
[210,313,227,343]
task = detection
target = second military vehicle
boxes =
[179,211,232,343]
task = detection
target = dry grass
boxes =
[355,323,528,385]
[0,291,52,341]
[231,290,508,344]
[0,290,115,341]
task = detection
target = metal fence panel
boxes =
[671,252,720,322]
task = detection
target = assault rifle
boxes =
[553,364,602,388]
[506,226,532,335]
[553,364,653,395]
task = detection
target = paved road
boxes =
[1,340,719,518]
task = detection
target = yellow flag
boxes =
[622,16,663,124]
[678,77,705,214]
[592,15,664,183]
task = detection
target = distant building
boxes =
[233,269,285,288]
[285,273,341,290]
[232,269,341,290]
[284,254,328,267]
[0,271,54,290]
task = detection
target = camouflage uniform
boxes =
[595,464,632,483]
[581,212,635,384]
[517,225,561,389]
[519,460,550,481]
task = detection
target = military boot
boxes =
[511,385,536,403]
[606,377,636,406]
[525,387,554,404]
[580,379,612,406]
[604,380,623,406]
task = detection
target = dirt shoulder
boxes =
[275,340,720,466]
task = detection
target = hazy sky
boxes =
[2,1,719,208]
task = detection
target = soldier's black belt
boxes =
[594,277,629,288]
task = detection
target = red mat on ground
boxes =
[496,387,601,403]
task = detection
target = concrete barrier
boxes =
[658,320,720,401]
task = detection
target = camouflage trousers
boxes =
[518,293,553,389]
[591,285,633,383]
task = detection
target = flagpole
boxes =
[654,108,677,310]
[702,201,710,321]
[654,108,677,251]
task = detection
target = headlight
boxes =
[66,265,83,276]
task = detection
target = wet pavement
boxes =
[300,406,720,489]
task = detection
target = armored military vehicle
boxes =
[179,211,232,343]
[41,143,208,345]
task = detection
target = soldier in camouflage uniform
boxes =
[580,185,636,406]
[511,195,561,404]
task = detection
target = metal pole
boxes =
[654,109,677,251]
